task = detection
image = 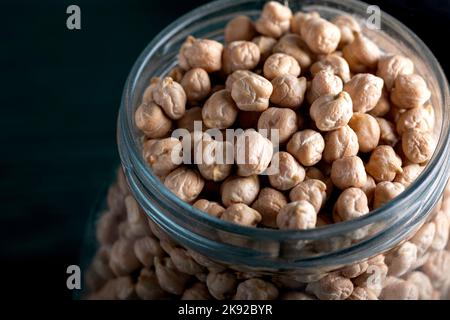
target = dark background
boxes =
[1,0,449,299]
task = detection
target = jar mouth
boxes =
[119,0,450,242]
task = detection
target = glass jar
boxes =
[84,0,450,300]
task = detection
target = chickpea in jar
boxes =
[252,187,288,228]
[323,125,359,164]
[270,75,307,109]
[287,129,325,167]
[310,92,353,132]
[268,151,306,191]
[257,107,298,144]
[331,156,367,190]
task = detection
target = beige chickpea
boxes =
[202,89,238,129]
[268,152,306,191]
[142,138,182,177]
[431,211,449,250]
[263,53,301,81]
[343,32,380,73]
[290,11,320,34]
[135,268,168,300]
[224,15,256,43]
[396,104,435,135]
[402,129,434,164]
[180,68,211,103]
[221,175,260,207]
[340,261,369,279]
[333,188,369,222]
[181,282,212,300]
[348,113,381,153]
[177,106,202,132]
[376,117,399,147]
[300,17,341,54]
[305,167,334,199]
[206,271,238,300]
[234,278,279,300]
[287,129,325,167]
[366,146,403,183]
[154,256,191,295]
[257,107,298,143]
[135,102,172,138]
[195,138,233,182]
[323,125,359,164]
[252,36,277,62]
[289,179,327,213]
[231,72,273,111]
[307,69,343,104]
[153,77,186,120]
[394,164,423,187]
[331,156,367,190]
[347,287,378,300]
[421,251,450,287]
[306,273,354,300]
[353,259,388,297]
[276,200,317,230]
[169,247,204,275]
[331,15,361,47]
[406,272,433,300]
[142,77,160,103]
[410,222,435,257]
[168,66,185,83]
[134,236,164,267]
[344,73,384,113]
[391,74,431,109]
[270,75,307,109]
[222,41,261,74]
[252,187,288,228]
[310,53,351,83]
[164,167,205,203]
[272,33,314,70]
[255,1,292,38]
[310,92,353,132]
[235,129,273,176]
[225,70,254,91]
[193,199,225,218]
[369,89,391,117]
[386,241,418,277]
[380,278,419,300]
[376,55,414,91]
[109,238,141,276]
[373,181,405,209]
[178,36,223,72]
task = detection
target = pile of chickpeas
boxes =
[86,2,450,300]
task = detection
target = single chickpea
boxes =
[206,271,238,300]
[154,257,191,295]
[305,167,334,199]
[252,36,277,62]
[391,74,431,109]
[276,200,317,230]
[234,278,279,300]
[231,72,273,111]
[344,73,384,113]
[307,69,343,104]
[287,129,325,166]
[169,247,204,275]
[289,179,327,212]
[224,15,257,43]
[331,156,367,190]
[290,11,320,35]
[396,104,435,135]
[410,222,435,257]
[257,107,298,143]
[272,33,314,70]
[422,251,450,287]
[180,68,211,103]
[235,129,274,176]
[348,113,381,153]
[153,77,186,120]
[401,129,434,164]
[366,145,403,183]
[255,1,292,38]
[323,125,359,164]
[142,77,160,103]
[263,53,301,80]
[331,15,361,47]
[220,175,260,207]
[376,117,399,147]
[142,138,182,177]
[333,188,369,222]
[340,261,369,278]
[342,32,380,73]
[178,36,223,72]
[225,70,254,91]
[202,89,238,129]
[310,92,353,131]
[221,203,262,227]
[379,278,419,300]
[347,287,378,300]
[222,41,261,74]
[369,89,391,117]
[268,152,306,191]
[376,55,414,91]
[270,75,307,109]
[406,272,433,300]
[306,273,354,300]
[310,53,351,83]
[431,211,449,251]
[109,238,141,276]
[361,174,376,203]
[177,106,202,132]
[195,138,233,182]
[373,181,405,209]
[164,167,205,203]
[252,187,288,228]
[300,17,341,54]
[134,236,164,267]
[394,164,423,187]
[386,241,418,277]
[181,282,212,300]
[135,102,172,138]
[193,199,225,218]
[135,268,168,300]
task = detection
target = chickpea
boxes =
[373,181,405,209]
[369,89,391,117]
[135,102,172,138]
[300,17,341,54]
[180,68,211,103]
[333,188,369,222]
[109,238,141,276]
[343,32,380,72]
[406,272,433,300]
[376,117,399,147]
[276,200,317,230]
[135,268,168,300]
[340,261,369,278]
[252,187,288,228]
[178,36,223,72]
[257,107,298,143]
[379,278,419,300]
[344,73,384,113]
[221,175,260,207]
[421,251,450,287]
[231,72,273,111]
[255,1,292,38]
[142,77,160,103]
[307,69,343,104]
[386,241,418,277]
[222,41,261,74]
[396,104,435,135]
[306,273,354,300]
[176,106,202,132]
[323,125,359,164]
[290,11,320,35]
[376,55,414,91]
[410,222,435,257]
[366,146,403,183]
[224,15,256,43]
[169,247,204,275]
[393,164,423,188]
[431,211,449,251]
[331,15,361,47]
[234,278,279,300]
[225,70,254,91]
[235,129,273,176]
[270,75,307,109]
[154,257,191,295]
[134,236,164,267]
[347,287,378,300]
[272,33,313,69]
[202,89,238,129]
[310,53,351,83]
[305,167,334,199]
[181,282,212,300]
[391,74,431,109]
[268,152,306,191]
[251,36,277,62]
[348,113,381,153]
[196,138,233,181]
[310,92,353,132]
[402,129,434,164]
[206,271,238,300]
[164,167,205,203]
[152,77,187,120]
[287,129,325,166]
[263,53,301,80]
[289,179,327,213]
[142,138,182,177]
[193,199,225,218]
[331,156,367,190]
